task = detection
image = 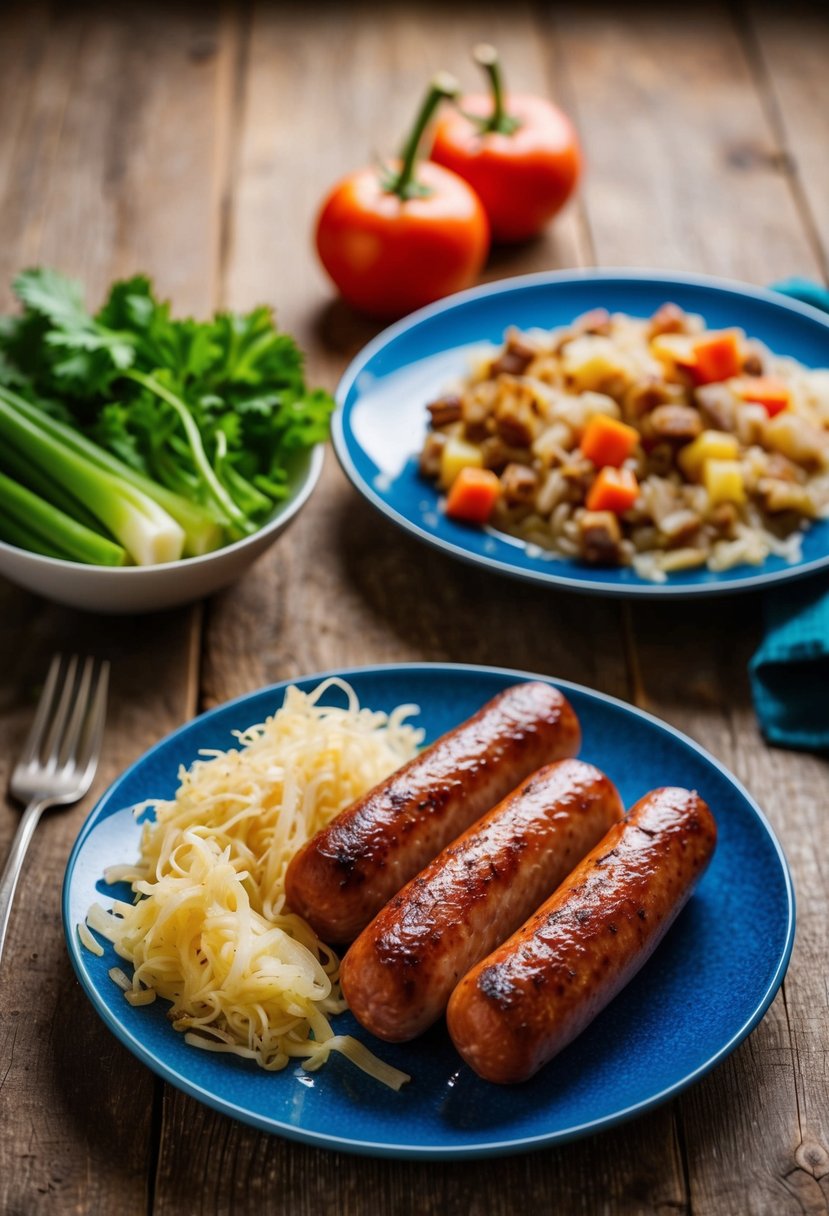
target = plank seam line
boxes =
[779,980,809,1188]
[673,1097,694,1216]
[146,1077,164,1216]
[733,0,829,284]
[539,1,598,266]
[0,1021,18,1095]
[31,9,85,264]
[216,0,254,308]
[620,603,647,710]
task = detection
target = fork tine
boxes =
[58,655,95,769]
[20,654,63,766]
[41,654,79,773]
[76,659,110,776]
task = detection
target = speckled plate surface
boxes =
[332,269,829,597]
[63,664,794,1158]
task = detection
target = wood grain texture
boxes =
[744,1,829,279]
[153,1093,685,1216]
[1,2,826,1214]
[553,2,816,284]
[0,4,221,1213]
[556,5,829,1213]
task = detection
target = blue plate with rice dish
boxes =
[332,269,829,597]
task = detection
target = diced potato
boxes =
[439,436,484,488]
[704,458,746,505]
[678,430,740,480]
[650,332,698,369]
[561,336,632,392]
[763,412,827,467]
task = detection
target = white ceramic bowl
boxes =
[0,445,325,613]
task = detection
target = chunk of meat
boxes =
[489,332,540,378]
[419,432,447,479]
[757,479,817,516]
[573,308,613,336]
[623,377,675,419]
[500,462,539,505]
[578,511,623,564]
[710,501,739,538]
[494,381,543,448]
[647,302,690,338]
[659,508,702,546]
[426,394,463,429]
[695,384,737,432]
[649,404,703,443]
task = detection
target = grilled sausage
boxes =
[340,759,623,1041]
[285,682,581,943]
[447,786,717,1084]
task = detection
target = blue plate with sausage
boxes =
[63,663,794,1158]
[332,269,829,598]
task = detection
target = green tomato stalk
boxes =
[386,73,460,201]
[472,44,521,136]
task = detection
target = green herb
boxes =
[0,269,333,564]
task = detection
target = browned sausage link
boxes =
[340,759,623,1042]
[446,787,717,1084]
[284,682,581,943]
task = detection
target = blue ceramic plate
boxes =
[332,270,829,597]
[63,664,794,1158]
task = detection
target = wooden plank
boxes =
[154,1095,684,1216]
[744,1,829,278]
[0,3,225,1212]
[553,2,816,284]
[556,4,829,1213]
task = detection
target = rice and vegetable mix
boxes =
[419,304,829,580]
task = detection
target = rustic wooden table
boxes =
[1,3,827,1213]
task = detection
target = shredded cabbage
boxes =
[84,679,422,1088]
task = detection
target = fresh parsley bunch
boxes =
[0,269,333,542]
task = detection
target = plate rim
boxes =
[331,267,829,599]
[63,660,797,1159]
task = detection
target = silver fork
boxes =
[0,654,110,968]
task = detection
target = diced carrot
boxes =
[692,330,743,384]
[579,414,639,467]
[445,466,501,524]
[585,466,639,514]
[735,376,791,417]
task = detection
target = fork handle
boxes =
[0,797,49,969]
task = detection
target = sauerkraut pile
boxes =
[80,679,423,1088]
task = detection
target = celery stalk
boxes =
[0,470,128,565]
[0,442,105,534]
[0,513,70,560]
[0,396,184,565]
[0,387,223,556]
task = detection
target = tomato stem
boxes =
[473,44,521,135]
[390,72,459,200]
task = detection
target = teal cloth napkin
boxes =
[747,278,829,752]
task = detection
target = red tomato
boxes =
[430,46,581,243]
[315,161,489,320]
[314,75,490,320]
